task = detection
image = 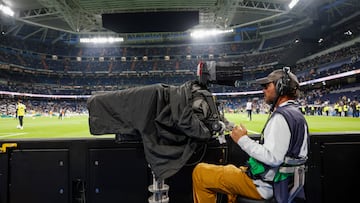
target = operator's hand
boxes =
[230,123,247,143]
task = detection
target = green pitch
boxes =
[1,113,360,140]
[225,113,360,134]
[0,115,113,140]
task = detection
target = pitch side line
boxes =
[0,133,27,138]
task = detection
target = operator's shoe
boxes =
[20,126,23,130]
[16,125,20,129]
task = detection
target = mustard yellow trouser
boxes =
[192,163,262,203]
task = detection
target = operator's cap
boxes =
[256,69,299,89]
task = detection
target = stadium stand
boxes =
[1,1,360,203]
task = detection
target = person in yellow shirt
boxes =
[16,100,26,130]
[323,105,329,116]
[356,102,360,117]
[343,104,348,117]
[338,104,343,117]
[334,102,339,116]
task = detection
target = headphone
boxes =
[275,66,291,96]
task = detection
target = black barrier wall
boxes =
[0,138,227,203]
[0,133,359,203]
[305,133,360,203]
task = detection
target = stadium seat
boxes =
[237,157,306,203]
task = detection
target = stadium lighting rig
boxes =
[190,28,233,39]
[79,37,124,44]
[0,3,14,17]
[288,0,300,9]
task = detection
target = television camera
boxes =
[87,61,243,203]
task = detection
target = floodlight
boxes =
[190,29,233,39]
[0,4,15,17]
[288,0,299,9]
[344,30,352,36]
[79,37,124,43]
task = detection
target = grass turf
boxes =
[1,113,360,140]
[1,115,111,140]
[225,113,360,134]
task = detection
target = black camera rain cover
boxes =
[87,81,212,179]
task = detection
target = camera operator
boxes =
[192,69,309,203]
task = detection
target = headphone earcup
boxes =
[276,79,283,95]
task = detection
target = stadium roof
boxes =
[0,0,359,44]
